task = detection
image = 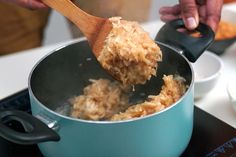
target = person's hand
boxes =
[1,0,48,9]
[159,0,223,32]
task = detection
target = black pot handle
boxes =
[0,109,60,145]
[155,19,215,62]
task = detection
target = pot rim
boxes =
[28,39,194,124]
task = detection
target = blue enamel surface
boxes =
[30,87,194,157]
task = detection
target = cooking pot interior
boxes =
[30,40,192,114]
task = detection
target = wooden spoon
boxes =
[42,0,112,57]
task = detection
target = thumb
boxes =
[179,0,199,30]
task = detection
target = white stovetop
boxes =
[1,8,236,128]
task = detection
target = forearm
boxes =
[0,0,48,9]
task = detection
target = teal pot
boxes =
[0,19,214,157]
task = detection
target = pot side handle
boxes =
[0,109,60,145]
[155,19,215,62]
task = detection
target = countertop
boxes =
[1,7,236,128]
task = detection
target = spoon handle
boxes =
[42,0,105,40]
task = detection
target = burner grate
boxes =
[0,89,31,113]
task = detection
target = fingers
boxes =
[159,5,181,22]
[179,0,199,30]
[27,0,48,9]
[160,14,181,22]
[205,0,223,32]
[159,0,223,32]
[196,0,206,5]
[159,5,181,15]
[159,1,199,30]
[5,0,48,9]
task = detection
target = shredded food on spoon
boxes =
[98,17,162,85]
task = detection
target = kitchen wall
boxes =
[43,0,177,45]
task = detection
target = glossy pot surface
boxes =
[29,39,194,157]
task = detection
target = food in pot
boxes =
[98,17,162,85]
[215,21,236,40]
[71,79,130,120]
[111,75,186,121]
[70,75,186,121]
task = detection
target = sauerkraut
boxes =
[110,75,186,121]
[71,79,130,120]
[98,17,162,85]
[70,75,186,121]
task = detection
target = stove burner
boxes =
[1,89,236,157]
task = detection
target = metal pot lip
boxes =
[28,39,194,124]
